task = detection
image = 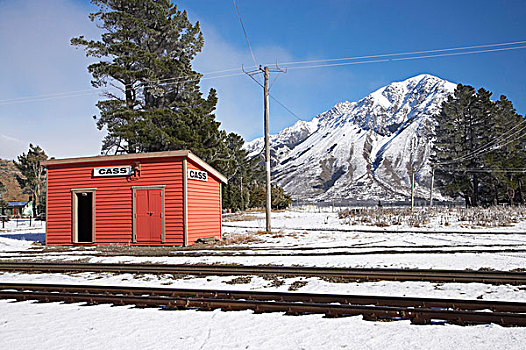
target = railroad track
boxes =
[1,262,525,285]
[3,246,526,259]
[223,223,526,235]
[6,242,526,254]
[0,282,525,326]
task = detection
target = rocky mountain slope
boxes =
[245,74,457,202]
[0,159,26,202]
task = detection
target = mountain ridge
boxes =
[245,74,457,202]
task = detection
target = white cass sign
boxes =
[188,169,208,181]
[93,166,133,177]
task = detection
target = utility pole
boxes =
[429,167,435,208]
[411,164,415,211]
[263,66,271,232]
[410,139,415,211]
[243,64,286,233]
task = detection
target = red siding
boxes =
[187,159,222,244]
[46,157,184,245]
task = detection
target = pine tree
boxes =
[71,0,220,155]
[218,133,263,211]
[486,96,526,205]
[0,182,7,218]
[248,185,292,210]
[14,144,48,217]
[432,85,492,206]
[432,85,526,206]
[0,181,5,200]
[433,85,475,205]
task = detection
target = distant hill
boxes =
[0,159,27,201]
[245,74,456,202]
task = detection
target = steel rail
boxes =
[222,223,526,235]
[1,282,525,312]
[0,283,525,326]
[6,242,526,254]
[1,262,526,284]
[4,245,526,259]
[2,246,526,259]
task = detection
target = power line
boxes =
[436,168,526,173]
[232,0,258,67]
[0,70,246,106]
[269,39,526,67]
[285,45,526,71]
[440,123,526,164]
[0,67,243,105]
[269,93,305,121]
[439,120,526,165]
[0,91,103,105]
[3,39,526,106]
[134,68,242,87]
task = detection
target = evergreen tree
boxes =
[432,85,526,206]
[14,144,48,217]
[249,185,292,210]
[217,133,263,211]
[0,181,5,200]
[71,0,220,156]
[0,182,7,218]
[485,96,526,205]
[432,85,489,206]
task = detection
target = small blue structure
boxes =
[7,200,33,217]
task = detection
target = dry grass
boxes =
[338,207,433,228]
[288,280,308,291]
[338,205,526,228]
[222,214,260,222]
[223,276,252,285]
[262,275,285,288]
[217,233,263,246]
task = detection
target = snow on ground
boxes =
[1,207,526,349]
[88,252,526,271]
[224,206,526,235]
[0,219,45,251]
[2,299,524,350]
[0,218,46,233]
[1,207,526,271]
[0,237,34,252]
[2,208,526,271]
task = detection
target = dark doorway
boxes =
[76,192,93,242]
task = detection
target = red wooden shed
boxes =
[42,150,227,246]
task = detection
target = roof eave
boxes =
[40,150,228,184]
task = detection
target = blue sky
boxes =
[1,0,525,159]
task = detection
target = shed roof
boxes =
[41,150,227,183]
[8,201,29,207]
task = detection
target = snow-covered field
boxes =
[1,207,526,349]
[0,218,46,233]
[1,299,524,350]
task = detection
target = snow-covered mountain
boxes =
[245,74,457,202]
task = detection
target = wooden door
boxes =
[136,189,162,242]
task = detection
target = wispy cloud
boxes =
[0,134,25,160]
[0,0,103,159]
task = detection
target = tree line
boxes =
[0,145,48,218]
[431,84,526,206]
